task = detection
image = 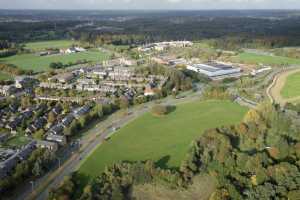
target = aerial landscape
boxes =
[1,0,300,200]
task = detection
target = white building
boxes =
[187,62,241,80]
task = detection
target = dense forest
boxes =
[1,10,300,50]
[48,101,300,200]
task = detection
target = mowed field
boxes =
[25,40,79,51]
[281,71,300,99]
[233,52,300,65]
[0,50,109,72]
[79,100,248,178]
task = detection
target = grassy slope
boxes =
[0,50,109,72]
[233,52,300,65]
[79,100,247,178]
[25,40,78,51]
[0,72,13,81]
[281,71,300,98]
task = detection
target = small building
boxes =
[0,85,17,96]
[61,114,75,128]
[73,105,91,119]
[57,73,75,84]
[36,140,58,152]
[46,134,67,146]
[144,85,156,96]
[49,124,64,135]
[15,76,36,89]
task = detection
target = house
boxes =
[0,85,17,96]
[36,140,58,152]
[52,105,63,115]
[57,73,75,84]
[18,141,37,161]
[61,114,75,128]
[73,105,91,119]
[15,76,36,89]
[25,125,36,135]
[0,141,37,178]
[251,66,272,76]
[46,134,67,146]
[32,117,47,130]
[144,85,156,96]
[6,118,21,132]
[49,124,64,135]
[74,47,86,52]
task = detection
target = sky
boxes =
[0,0,299,10]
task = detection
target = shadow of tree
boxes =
[166,105,176,114]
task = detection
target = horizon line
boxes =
[0,8,300,11]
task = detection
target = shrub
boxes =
[151,105,168,116]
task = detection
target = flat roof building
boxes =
[187,62,241,80]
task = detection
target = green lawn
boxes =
[281,71,300,98]
[233,52,300,65]
[0,50,109,72]
[25,40,78,51]
[79,100,248,178]
[5,135,30,147]
[0,72,13,81]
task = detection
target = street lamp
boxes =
[29,181,34,192]
[56,157,61,168]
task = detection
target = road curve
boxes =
[267,67,300,106]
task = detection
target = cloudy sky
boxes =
[0,0,299,10]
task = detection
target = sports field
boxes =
[233,52,300,65]
[281,71,300,99]
[25,40,79,51]
[79,100,248,178]
[0,50,109,72]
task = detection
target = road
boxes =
[21,89,204,200]
[266,66,300,105]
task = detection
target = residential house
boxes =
[36,140,58,152]
[46,134,67,146]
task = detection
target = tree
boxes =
[119,96,129,109]
[32,158,44,177]
[151,105,168,116]
[48,111,56,124]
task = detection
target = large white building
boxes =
[187,62,241,80]
[138,41,193,52]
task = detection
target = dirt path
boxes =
[267,67,300,105]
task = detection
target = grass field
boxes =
[0,72,13,81]
[4,135,30,147]
[281,71,300,99]
[0,50,109,72]
[79,100,248,178]
[25,40,79,51]
[233,52,300,65]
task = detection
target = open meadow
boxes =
[0,50,109,72]
[79,100,248,178]
[281,71,300,99]
[232,52,300,66]
[24,40,79,51]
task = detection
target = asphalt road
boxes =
[21,89,203,200]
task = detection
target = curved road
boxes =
[266,67,300,105]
